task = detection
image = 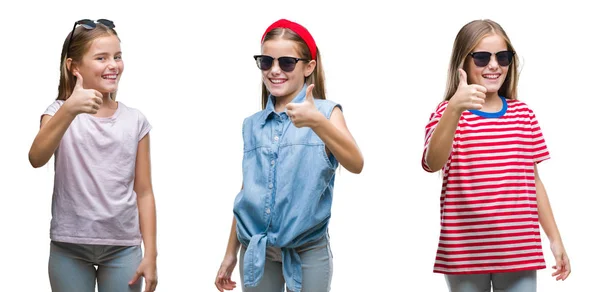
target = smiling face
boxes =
[260,38,315,102]
[72,35,123,95]
[465,34,509,98]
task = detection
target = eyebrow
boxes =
[92,51,122,56]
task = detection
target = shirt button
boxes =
[274,136,279,141]
[271,160,275,165]
[266,208,271,214]
[268,183,273,189]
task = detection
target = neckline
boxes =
[468,96,507,118]
[89,101,122,121]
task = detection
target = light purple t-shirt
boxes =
[44,100,151,246]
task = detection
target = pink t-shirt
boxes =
[43,100,151,246]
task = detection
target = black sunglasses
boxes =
[253,55,309,72]
[67,19,115,57]
[468,50,515,67]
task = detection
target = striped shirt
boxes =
[422,96,549,274]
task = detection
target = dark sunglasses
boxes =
[253,55,309,72]
[468,50,515,67]
[67,19,115,57]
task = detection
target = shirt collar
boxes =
[259,84,308,126]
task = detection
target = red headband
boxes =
[261,19,317,60]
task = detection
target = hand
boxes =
[64,72,103,116]
[129,256,158,292]
[215,255,237,291]
[447,69,487,114]
[550,240,571,281]
[285,84,323,128]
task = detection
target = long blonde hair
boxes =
[261,28,326,109]
[57,23,119,101]
[444,19,519,101]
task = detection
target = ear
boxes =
[304,60,316,78]
[66,58,79,76]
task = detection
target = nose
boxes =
[488,56,499,69]
[270,59,282,74]
[107,58,117,70]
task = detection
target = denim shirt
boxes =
[234,85,340,291]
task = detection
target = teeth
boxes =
[483,74,500,79]
[271,79,285,84]
[102,75,117,79]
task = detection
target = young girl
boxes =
[214,19,363,292]
[28,19,158,292]
[422,19,570,291]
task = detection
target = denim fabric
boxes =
[445,270,537,292]
[48,241,142,292]
[234,84,340,292]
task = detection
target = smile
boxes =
[270,78,286,84]
[483,74,500,79]
[102,74,118,80]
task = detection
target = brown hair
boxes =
[261,28,326,109]
[444,19,519,101]
[56,23,119,101]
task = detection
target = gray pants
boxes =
[240,235,333,292]
[48,241,142,292]
[445,270,537,292]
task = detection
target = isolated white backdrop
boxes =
[0,0,597,291]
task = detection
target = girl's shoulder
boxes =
[505,98,535,114]
[43,99,65,116]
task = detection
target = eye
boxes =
[115,55,122,60]
[96,57,106,61]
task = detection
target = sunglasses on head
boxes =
[253,55,309,72]
[67,19,115,57]
[469,50,515,67]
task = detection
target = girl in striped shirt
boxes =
[422,19,571,291]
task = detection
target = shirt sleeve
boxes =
[137,110,152,141]
[43,100,65,117]
[529,107,550,164]
[422,101,449,172]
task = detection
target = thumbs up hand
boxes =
[64,72,104,116]
[448,69,487,115]
[285,84,323,128]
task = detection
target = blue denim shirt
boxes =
[234,85,340,292]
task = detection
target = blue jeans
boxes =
[445,270,537,292]
[239,235,333,292]
[49,241,142,292]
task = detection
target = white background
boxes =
[0,0,597,291]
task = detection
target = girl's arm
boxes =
[534,164,571,281]
[128,134,158,291]
[285,84,363,174]
[29,110,76,168]
[425,69,487,172]
[215,216,241,291]
[312,106,363,174]
[424,108,462,172]
[29,73,103,168]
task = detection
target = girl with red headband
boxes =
[215,19,363,292]
[421,19,570,291]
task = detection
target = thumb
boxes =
[305,84,315,103]
[74,72,84,89]
[129,270,142,285]
[458,68,468,85]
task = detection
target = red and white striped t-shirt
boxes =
[422,97,550,274]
